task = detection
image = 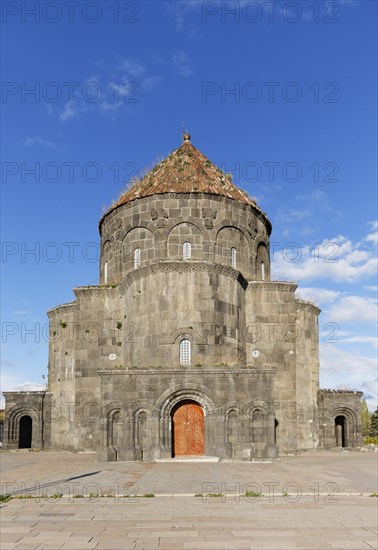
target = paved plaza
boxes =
[1,451,377,549]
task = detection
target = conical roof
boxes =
[104,133,258,217]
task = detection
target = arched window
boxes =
[261,261,265,281]
[134,248,141,269]
[231,247,237,269]
[179,339,191,366]
[183,241,191,261]
[104,261,108,284]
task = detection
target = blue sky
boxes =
[1,0,377,409]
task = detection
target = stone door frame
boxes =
[157,386,215,458]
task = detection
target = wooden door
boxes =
[172,401,204,456]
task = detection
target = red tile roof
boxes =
[101,136,268,225]
[115,139,256,206]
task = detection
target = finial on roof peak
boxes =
[183,129,191,142]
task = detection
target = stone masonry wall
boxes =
[2,391,51,450]
[318,390,363,448]
[99,194,271,285]
[96,368,277,461]
[295,301,321,449]
[244,283,320,452]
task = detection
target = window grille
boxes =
[180,339,191,366]
[183,241,191,260]
[134,248,141,269]
[261,262,265,281]
[231,247,237,269]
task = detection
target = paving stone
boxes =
[59,542,98,550]
[1,527,34,534]
[227,542,256,549]
[159,542,188,550]
[0,535,24,543]
[152,530,199,537]
[0,453,377,550]
[34,545,66,550]
[133,539,161,549]
[94,542,138,550]
[186,543,229,550]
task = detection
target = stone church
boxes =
[3,132,362,459]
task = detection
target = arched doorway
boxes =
[335,415,347,447]
[171,400,204,457]
[19,415,32,449]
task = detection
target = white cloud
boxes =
[101,65,161,113]
[365,220,378,245]
[327,295,377,324]
[100,100,123,112]
[319,329,353,339]
[319,343,377,410]
[165,0,200,32]
[1,380,46,406]
[296,287,340,305]
[340,336,378,348]
[360,379,378,411]
[108,80,135,98]
[275,191,341,236]
[14,381,46,392]
[59,101,76,121]
[172,49,193,77]
[23,136,55,149]
[0,372,46,405]
[141,76,162,91]
[120,59,145,76]
[46,58,160,121]
[272,233,378,283]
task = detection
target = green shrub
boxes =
[364,436,378,445]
